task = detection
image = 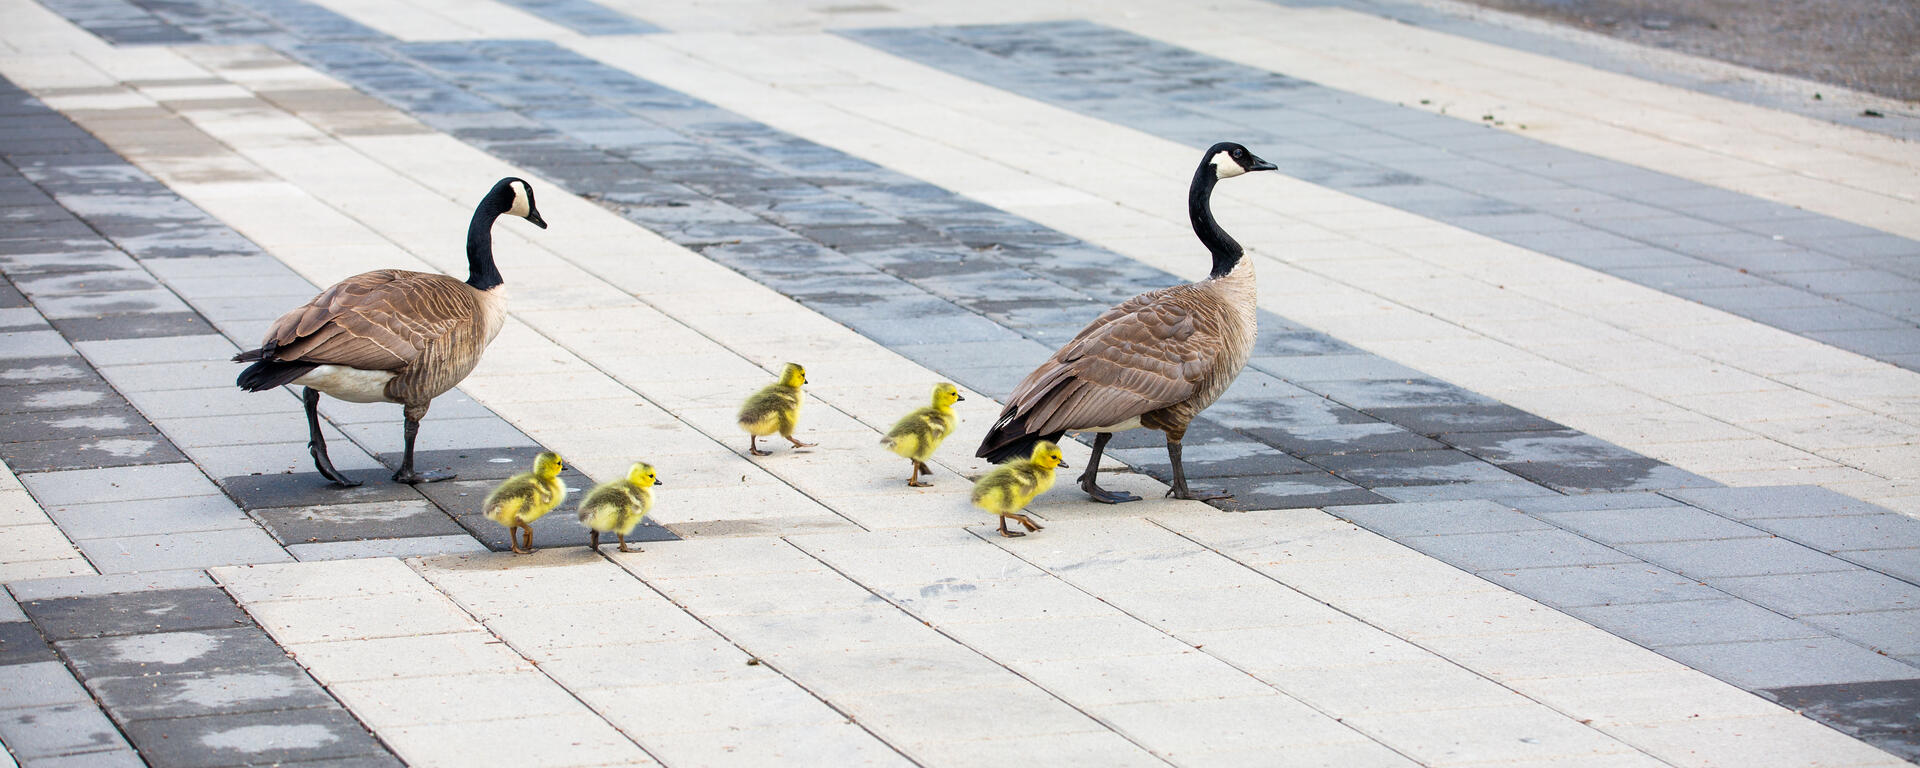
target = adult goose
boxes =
[976,142,1275,502]
[234,177,547,486]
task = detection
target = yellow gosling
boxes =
[579,462,660,553]
[881,382,964,487]
[483,451,566,554]
[970,441,1067,538]
[737,362,815,456]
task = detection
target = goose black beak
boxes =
[1248,158,1278,172]
[526,209,548,229]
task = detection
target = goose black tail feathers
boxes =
[233,347,318,392]
[977,429,1065,465]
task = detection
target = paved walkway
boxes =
[0,0,1916,765]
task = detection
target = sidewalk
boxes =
[0,0,1916,765]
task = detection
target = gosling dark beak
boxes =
[654,478,665,486]
[1057,459,1070,469]
[1248,157,1277,172]
[526,209,548,229]
[956,394,966,401]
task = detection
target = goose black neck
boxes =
[1189,163,1241,279]
[465,201,505,291]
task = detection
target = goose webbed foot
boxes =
[392,468,456,485]
[310,443,363,488]
[1082,479,1141,504]
[1167,484,1233,502]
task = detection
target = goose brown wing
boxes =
[258,270,477,371]
[999,287,1219,437]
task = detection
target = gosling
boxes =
[970,441,1067,538]
[484,451,567,554]
[579,462,660,553]
[737,362,815,456]
[881,382,964,487]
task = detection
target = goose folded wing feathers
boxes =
[1011,295,1217,436]
[262,271,476,370]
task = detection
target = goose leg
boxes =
[1165,440,1231,501]
[1079,432,1140,504]
[392,405,455,484]
[304,388,361,487]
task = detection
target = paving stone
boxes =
[1621,537,1861,579]
[0,331,76,360]
[51,312,213,341]
[1481,563,1721,608]
[1239,420,1445,456]
[1709,569,1920,616]
[0,661,91,709]
[372,446,549,483]
[1508,492,1689,514]
[1399,529,1637,571]
[1366,404,1564,435]
[0,621,55,666]
[0,380,117,413]
[1533,504,1771,545]
[120,707,388,768]
[217,470,428,511]
[1328,499,1550,537]
[1661,637,1920,689]
[285,535,487,561]
[1744,513,1920,554]
[46,495,253,540]
[0,431,187,472]
[1667,485,1897,520]
[21,588,250,641]
[1210,473,1390,511]
[0,702,126,759]
[1804,611,1920,658]
[86,664,334,721]
[253,499,466,544]
[0,357,90,387]
[1568,599,1825,647]
[57,627,289,679]
[1106,441,1320,479]
[1307,448,1529,487]
[0,404,154,444]
[5,571,215,603]
[1764,678,1920,762]
[1297,378,1499,410]
[18,463,218,505]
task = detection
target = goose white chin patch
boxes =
[507,181,532,218]
[295,365,395,403]
[1211,153,1246,179]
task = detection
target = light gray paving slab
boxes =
[286,535,486,561]
[17,463,218,505]
[1658,637,1920,688]
[0,702,129,758]
[0,662,91,709]
[1666,485,1893,519]
[19,749,148,768]
[1568,599,1825,647]
[1842,549,1920,585]
[0,331,75,360]
[1480,563,1722,608]
[1709,569,1920,616]
[1398,529,1637,570]
[1327,499,1551,537]
[1803,610,1920,658]
[72,334,236,367]
[1744,513,1920,554]
[75,528,291,573]
[5,570,214,602]
[1621,536,1860,579]
[45,494,253,540]
[1533,505,1770,544]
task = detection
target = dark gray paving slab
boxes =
[86,664,335,721]
[253,499,467,544]
[121,707,389,768]
[1306,448,1531,487]
[1765,678,1920,762]
[19,588,251,641]
[0,621,57,666]
[0,431,187,472]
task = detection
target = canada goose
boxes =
[881,382,964,486]
[971,440,1066,538]
[737,362,815,456]
[233,177,546,486]
[485,451,567,554]
[579,462,660,553]
[976,143,1275,502]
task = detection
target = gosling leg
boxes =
[589,530,600,551]
[1015,514,1043,532]
[784,432,816,449]
[1079,432,1140,504]
[748,435,770,456]
[304,388,361,487]
[998,516,1025,538]
[618,533,636,554]
[907,461,932,488]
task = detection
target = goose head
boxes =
[627,462,660,488]
[533,451,564,478]
[490,177,548,229]
[1204,142,1277,181]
